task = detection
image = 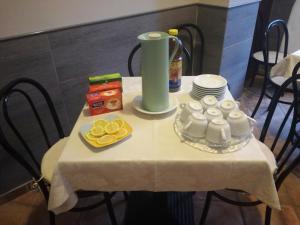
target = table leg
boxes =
[123,192,195,225]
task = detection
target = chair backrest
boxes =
[259,62,300,190]
[175,23,205,74]
[264,19,289,65]
[127,23,206,77]
[128,41,192,77]
[0,78,65,182]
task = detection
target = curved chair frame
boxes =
[249,19,289,87]
[175,23,205,74]
[200,63,300,225]
[128,43,191,77]
[128,23,205,77]
[251,19,290,118]
[0,78,118,225]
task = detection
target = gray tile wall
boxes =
[197,5,227,74]
[220,3,259,97]
[196,3,259,97]
[0,3,259,194]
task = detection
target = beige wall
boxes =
[0,0,260,40]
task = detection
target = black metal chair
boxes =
[249,19,289,87]
[0,78,118,225]
[199,62,300,225]
[174,23,205,75]
[128,42,191,77]
[251,19,290,118]
[128,23,205,77]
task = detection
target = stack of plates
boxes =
[191,74,227,100]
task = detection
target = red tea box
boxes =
[86,89,123,115]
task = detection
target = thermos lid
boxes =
[148,32,162,39]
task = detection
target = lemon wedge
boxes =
[115,128,128,139]
[90,126,105,137]
[105,121,120,134]
[85,131,98,141]
[97,135,117,145]
[113,118,125,128]
[93,119,108,128]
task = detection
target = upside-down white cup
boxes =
[204,107,223,122]
[200,95,218,110]
[227,110,256,138]
[183,112,208,138]
[180,101,203,123]
[206,118,231,145]
[219,99,239,118]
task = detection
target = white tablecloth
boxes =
[271,49,300,78]
[48,77,279,214]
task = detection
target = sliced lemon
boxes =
[115,128,128,139]
[104,121,120,134]
[113,118,125,128]
[93,119,109,128]
[90,126,105,137]
[97,135,117,145]
[85,131,98,141]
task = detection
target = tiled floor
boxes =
[1,77,300,225]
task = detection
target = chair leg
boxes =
[199,192,213,225]
[49,211,55,225]
[249,60,259,87]
[251,68,270,119]
[123,191,129,201]
[251,88,265,118]
[264,206,272,225]
[104,192,118,225]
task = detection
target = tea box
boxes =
[86,89,123,116]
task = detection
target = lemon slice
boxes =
[97,135,117,145]
[93,119,108,128]
[105,121,120,134]
[85,131,98,141]
[113,119,125,128]
[115,128,128,139]
[90,126,105,137]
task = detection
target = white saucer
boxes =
[132,95,178,115]
[193,74,227,89]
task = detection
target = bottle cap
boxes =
[168,29,178,36]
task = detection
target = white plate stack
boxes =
[191,74,228,100]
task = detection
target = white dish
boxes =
[193,74,227,89]
[192,84,227,89]
[191,92,224,97]
[192,88,226,94]
[191,90,225,96]
[191,90,226,94]
[132,95,178,115]
[191,93,225,101]
[192,86,227,92]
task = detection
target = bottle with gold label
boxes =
[168,29,183,92]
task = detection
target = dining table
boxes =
[48,76,280,225]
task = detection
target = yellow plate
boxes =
[80,117,132,148]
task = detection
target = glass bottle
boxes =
[168,29,183,92]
